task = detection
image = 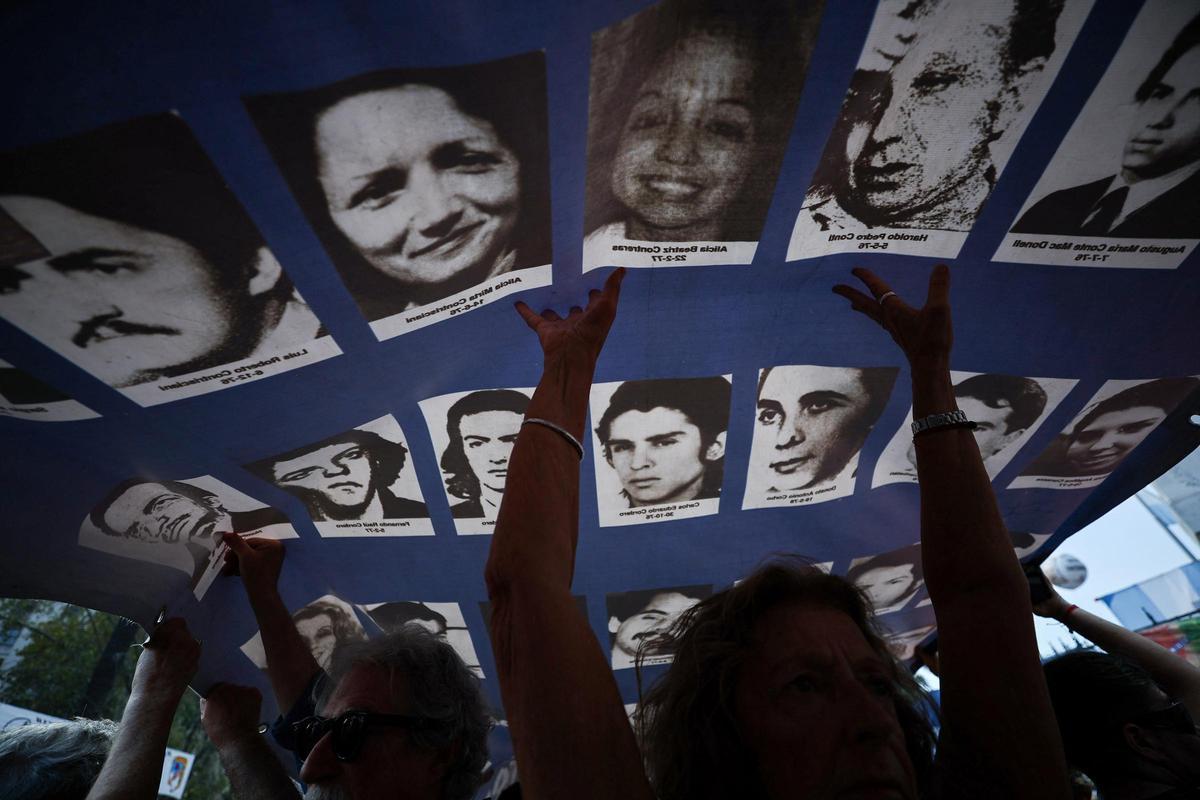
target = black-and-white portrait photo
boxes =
[606,584,711,669]
[79,475,297,601]
[1011,6,1200,242]
[245,52,552,338]
[582,0,825,269]
[788,0,1092,261]
[590,376,731,526]
[245,415,431,537]
[419,386,532,534]
[743,365,898,509]
[882,621,937,662]
[872,372,1075,487]
[241,594,366,672]
[1011,376,1200,489]
[362,601,483,677]
[0,113,337,406]
[846,543,925,616]
[0,358,97,421]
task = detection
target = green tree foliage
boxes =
[0,598,232,799]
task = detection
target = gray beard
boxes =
[304,785,352,800]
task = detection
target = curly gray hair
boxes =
[318,627,491,800]
[0,718,118,800]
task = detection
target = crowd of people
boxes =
[1,266,1198,800]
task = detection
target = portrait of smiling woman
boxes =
[246,52,551,327]
[584,0,823,248]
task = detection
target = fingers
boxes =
[517,267,625,322]
[222,531,251,556]
[850,266,894,299]
[602,266,626,303]
[514,300,542,331]
[832,284,884,324]
[925,263,950,306]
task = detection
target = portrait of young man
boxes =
[421,387,531,532]
[80,476,292,597]
[788,0,1088,259]
[1012,12,1200,238]
[845,543,926,616]
[591,376,731,519]
[872,372,1060,487]
[743,364,897,509]
[0,113,331,402]
[246,415,429,534]
[606,584,711,670]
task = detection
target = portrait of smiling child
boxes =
[583,0,820,253]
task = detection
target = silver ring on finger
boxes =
[878,291,898,306]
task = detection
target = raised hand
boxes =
[201,683,264,748]
[221,533,284,594]
[515,267,625,365]
[832,264,952,368]
[132,617,201,703]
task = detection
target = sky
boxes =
[1033,492,1200,657]
[917,474,1200,691]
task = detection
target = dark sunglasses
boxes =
[291,710,430,762]
[1125,702,1199,736]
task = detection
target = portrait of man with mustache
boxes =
[0,113,323,390]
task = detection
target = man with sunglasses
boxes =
[1037,585,1200,798]
[208,535,490,799]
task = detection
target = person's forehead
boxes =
[1084,405,1164,429]
[0,195,203,264]
[459,409,523,436]
[110,482,179,512]
[761,367,865,401]
[640,591,696,614]
[859,563,912,581]
[315,85,500,175]
[296,612,335,631]
[273,441,363,474]
[956,395,1012,423]
[325,664,407,716]
[896,2,1012,71]
[644,35,755,96]
[750,604,882,675]
[609,406,698,440]
[1160,47,1200,91]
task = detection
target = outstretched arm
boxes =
[222,535,321,716]
[86,618,200,800]
[202,683,301,800]
[484,269,654,800]
[835,266,1069,799]
[1036,589,1200,719]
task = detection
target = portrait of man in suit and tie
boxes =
[1012,13,1200,239]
